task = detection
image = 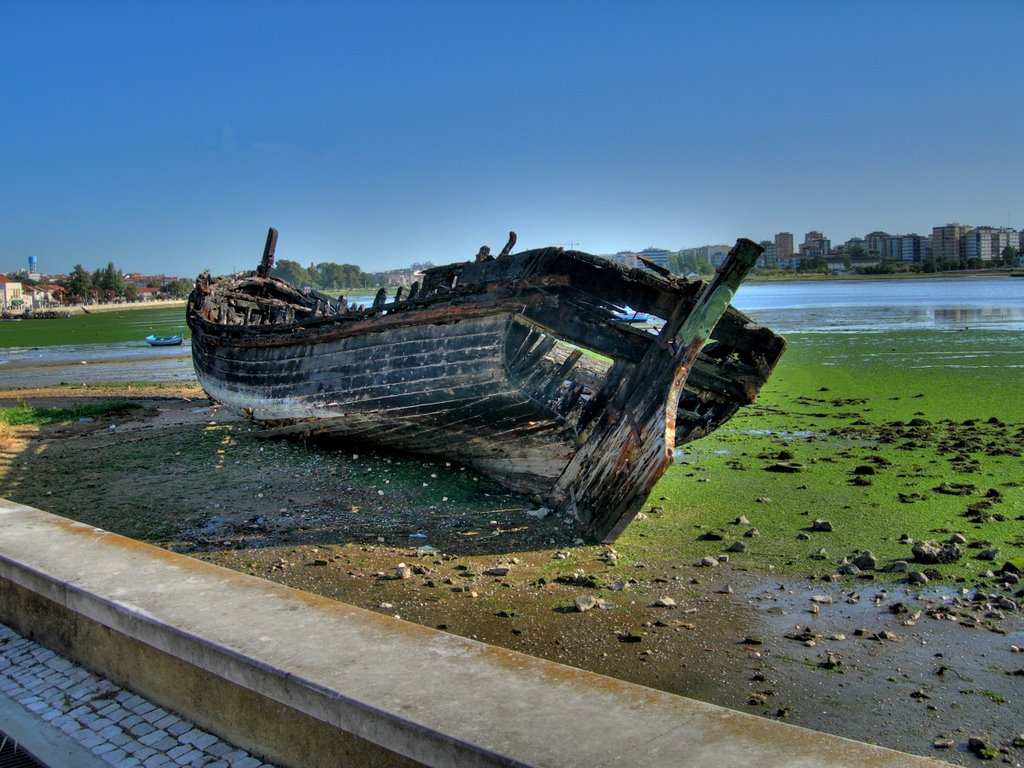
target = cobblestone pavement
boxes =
[0,622,278,768]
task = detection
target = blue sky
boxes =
[3,0,1022,278]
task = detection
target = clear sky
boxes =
[3,0,1022,278]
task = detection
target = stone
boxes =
[852,552,877,570]
[836,563,861,577]
[949,533,967,544]
[727,541,747,553]
[735,515,751,525]
[912,540,962,564]
[765,461,806,473]
[651,597,677,608]
[885,560,909,573]
[977,548,1000,561]
[574,595,598,612]
[908,571,929,585]
[483,566,511,577]
[696,556,719,568]
[812,519,833,532]
[744,527,760,538]
[701,528,727,541]
[395,563,412,579]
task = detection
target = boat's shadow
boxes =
[170,433,591,558]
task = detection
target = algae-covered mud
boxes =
[2,325,1023,764]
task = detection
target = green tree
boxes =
[166,279,193,299]
[62,264,93,303]
[272,259,313,287]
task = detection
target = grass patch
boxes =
[0,400,143,426]
[0,304,188,348]
[615,328,1024,582]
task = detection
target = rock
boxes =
[852,552,878,570]
[744,527,761,538]
[1001,559,1024,575]
[932,737,955,750]
[885,560,909,573]
[852,465,876,475]
[812,519,833,532]
[967,736,998,760]
[696,556,719,568]
[483,566,511,576]
[727,541,747,553]
[735,515,751,524]
[949,532,967,544]
[701,528,728,541]
[908,571,930,585]
[912,540,963,564]
[765,461,806,473]
[977,548,1000,561]
[811,595,833,605]
[836,563,861,577]
[651,597,677,608]
[575,595,598,612]
[395,563,413,579]
[741,635,763,645]
[796,532,811,541]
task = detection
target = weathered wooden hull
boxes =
[192,312,581,493]
[188,233,785,542]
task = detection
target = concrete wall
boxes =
[0,499,949,767]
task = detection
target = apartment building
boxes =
[963,226,1021,262]
[931,223,971,263]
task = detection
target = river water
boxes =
[734,276,1023,333]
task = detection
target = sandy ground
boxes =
[1,392,1022,765]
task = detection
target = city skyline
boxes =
[3,1,1022,277]
[4,215,1022,280]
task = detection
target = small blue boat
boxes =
[145,334,184,346]
[613,309,650,324]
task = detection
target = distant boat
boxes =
[613,308,651,324]
[145,334,183,346]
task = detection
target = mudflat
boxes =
[2,326,1023,765]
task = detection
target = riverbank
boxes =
[747,267,1022,283]
[1,326,1022,764]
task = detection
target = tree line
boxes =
[270,260,391,291]
[58,262,192,303]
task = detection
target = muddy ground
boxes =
[1,392,1022,765]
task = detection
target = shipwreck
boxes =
[187,228,785,543]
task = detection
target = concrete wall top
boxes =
[0,498,949,767]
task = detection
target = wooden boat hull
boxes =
[193,312,580,493]
[188,232,785,542]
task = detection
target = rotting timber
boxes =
[187,229,785,543]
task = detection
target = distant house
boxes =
[0,275,24,309]
[24,284,65,307]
